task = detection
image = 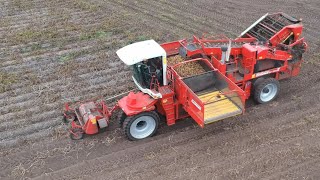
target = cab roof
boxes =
[116,40,166,65]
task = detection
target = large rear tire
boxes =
[253,78,280,104]
[122,111,159,141]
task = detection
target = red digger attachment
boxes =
[63,100,118,140]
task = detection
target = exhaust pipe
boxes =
[221,45,228,64]
[221,39,232,64]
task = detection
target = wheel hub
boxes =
[136,121,147,130]
[260,83,278,102]
[262,87,270,93]
[130,116,156,139]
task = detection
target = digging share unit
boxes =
[63,13,307,140]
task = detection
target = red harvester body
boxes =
[64,13,307,140]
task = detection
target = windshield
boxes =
[131,57,163,89]
[131,64,148,88]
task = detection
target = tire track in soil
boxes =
[0,77,131,138]
[2,52,132,146]
[32,104,320,179]
[108,0,198,35]
[0,84,132,144]
[265,158,320,180]
[126,0,223,31]
[0,4,131,62]
[1,67,318,179]
[124,0,241,36]
[0,0,178,148]
[0,41,130,95]
[148,0,247,35]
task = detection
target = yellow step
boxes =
[198,90,242,124]
[198,91,227,104]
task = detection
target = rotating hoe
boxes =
[63,13,307,140]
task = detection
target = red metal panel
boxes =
[288,24,303,41]
[211,56,226,74]
[265,50,292,61]
[269,26,300,47]
[175,77,205,127]
[242,44,257,55]
[242,44,257,71]
[171,58,219,127]
[161,41,181,56]
[83,116,99,135]
[158,86,176,126]
[256,47,269,59]
[215,70,246,110]
[118,92,158,116]
[291,61,302,76]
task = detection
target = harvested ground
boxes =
[1,0,320,179]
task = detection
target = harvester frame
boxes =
[63,12,307,140]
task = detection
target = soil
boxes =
[1,0,320,179]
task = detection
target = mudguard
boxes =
[118,92,158,116]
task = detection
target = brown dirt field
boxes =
[0,0,320,179]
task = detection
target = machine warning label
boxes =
[191,99,202,110]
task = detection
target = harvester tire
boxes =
[122,111,159,141]
[63,111,76,124]
[253,78,280,104]
[117,110,127,127]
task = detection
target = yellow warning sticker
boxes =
[163,57,167,65]
[91,118,97,124]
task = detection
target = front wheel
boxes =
[253,78,280,104]
[122,111,160,141]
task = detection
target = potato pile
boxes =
[167,55,206,77]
